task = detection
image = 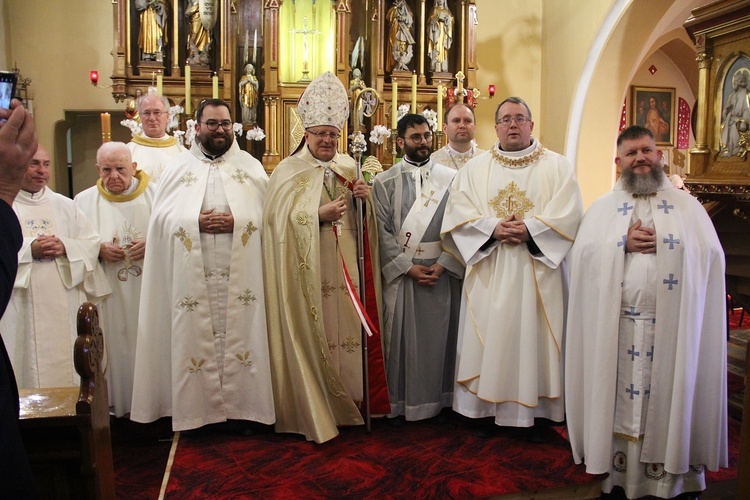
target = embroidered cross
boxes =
[232,169,250,184]
[415,246,425,256]
[628,345,640,361]
[663,233,680,249]
[646,345,654,361]
[657,200,674,214]
[624,307,640,317]
[617,235,627,248]
[663,273,678,290]
[422,190,439,207]
[626,384,640,400]
[180,172,198,187]
[321,280,336,298]
[617,202,633,216]
[237,289,257,306]
[178,296,199,312]
[341,336,360,354]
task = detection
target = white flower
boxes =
[397,104,410,122]
[120,119,142,137]
[232,122,244,136]
[246,127,266,141]
[421,108,438,132]
[167,105,184,132]
[172,130,185,147]
[184,119,197,147]
[669,174,688,192]
[369,125,392,145]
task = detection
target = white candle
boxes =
[244,30,249,63]
[253,29,258,64]
[392,81,398,129]
[212,73,219,99]
[156,72,163,96]
[184,64,191,116]
[411,72,417,113]
[437,84,443,130]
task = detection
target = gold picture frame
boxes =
[630,86,676,146]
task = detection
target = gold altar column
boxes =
[689,51,712,176]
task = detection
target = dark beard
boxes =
[200,132,233,157]
[621,164,663,195]
[403,143,432,163]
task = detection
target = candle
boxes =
[253,29,258,64]
[100,112,111,143]
[212,73,219,98]
[184,64,191,116]
[392,81,398,129]
[156,72,163,96]
[411,72,417,113]
[437,84,443,130]
[244,30,249,64]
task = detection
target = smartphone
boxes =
[0,71,18,110]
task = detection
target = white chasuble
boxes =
[130,142,274,431]
[565,175,727,490]
[441,141,583,426]
[1,188,108,388]
[128,134,185,183]
[74,172,156,416]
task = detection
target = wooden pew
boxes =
[18,302,115,499]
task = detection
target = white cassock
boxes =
[74,171,156,417]
[441,140,583,426]
[0,187,109,388]
[128,134,185,183]
[130,141,275,431]
[565,175,727,498]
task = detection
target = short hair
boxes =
[397,113,429,138]
[196,99,232,123]
[443,103,475,124]
[96,141,131,165]
[136,94,170,114]
[494,96,532,122]
[617,125,654,147]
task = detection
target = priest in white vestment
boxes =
[441,97,583,437]
[130,99,274,432]
[0,145,109,388]
[127,94,185,183]
[263,72,388,444]
[565,126,727,499]
[430,103,484,170]
[374,114,463,422]
[75,142,156,417]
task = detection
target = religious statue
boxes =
[185,0,213,65]
[239,63,259,125]
[721,67,750,157]
[350,68,366,131]
[427,0,454,73]
[386,0,416,72]
[136,0,169,62]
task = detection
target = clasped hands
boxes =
[407,263,445,287]
[100,239,146,262]
[30,235,66,259]
[492,214,529,246]
[626,219,656,254]
[199,208,234,234]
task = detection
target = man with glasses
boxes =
[131,99,275,433]
[431,103,484,170]
[127,93,184,183]
[373,113,463,425]
[264,72,388,444]
[441,96,583,439]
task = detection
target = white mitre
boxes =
[297,71,350,130]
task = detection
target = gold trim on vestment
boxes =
[96,170,151,202]
[439,215,483,236]
[533,216,576,242]
[456,377,562,406]
[530,257,561,356]
[614,432,642,443]
[491,145,546,168]
[131,134,179,148]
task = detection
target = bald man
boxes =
[127,94,185,182]
[75,142,156,416]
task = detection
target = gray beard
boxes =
[621,165,663,195]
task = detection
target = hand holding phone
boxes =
[0,71,18,111]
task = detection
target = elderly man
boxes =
[374,113,463,424]
[127,93,184,183]
[431,103,484,170]
[0,145,108,389]
[565,126,727,499]
[263,71,388,444]
[74,142,155,417]
[441,96,583,439]
[130,99,274,432]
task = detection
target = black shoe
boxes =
[473,423,498,438]
[388,416,406,427]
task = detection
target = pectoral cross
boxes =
[290,17,320,82]
[422,190,438,207]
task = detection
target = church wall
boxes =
[1,0,9,69]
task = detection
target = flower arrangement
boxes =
[173,130,186,147]
[246,127,266,141]
[232,123,244,136]
[421,108,438,132]
[120,119,142,137]
[397,104,410,123]
[167,105,183,132]
[369,125,391,145]
[183,119,197,148]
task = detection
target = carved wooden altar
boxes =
[111,0,478,170]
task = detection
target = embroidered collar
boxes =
[631,192,657,199]
[131,134,178,148]
[491,140,545,168]
[97,170,151,202]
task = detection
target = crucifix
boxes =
[290,17,320,82]
[455,71,466,104]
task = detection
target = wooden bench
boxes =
[18,302,115,499]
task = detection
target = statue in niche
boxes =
[136,0,169,62]
[239,63,259,125]
[427,0,454,73]
[185,0,213,65]
[350,68,366,131]
[386,0,415,72]
[721,67,750,157]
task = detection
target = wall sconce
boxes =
[90,70,113,89]
[488,84,496,98]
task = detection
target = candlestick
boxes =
[392,81,398,129]
[244,30,249,64]
[184,64,191,116]
[437,84,444,130]
[253,29,258,64]
[411,72,417,113]
[212,73,219,98]
[156,72,163,96]
[101,112,111,144]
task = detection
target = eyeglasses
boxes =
[496,115,530,127]
[201,120,233,131]
[307,130,341,140]
[142,110,166,119]
[405,132,433,143]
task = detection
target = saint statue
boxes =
[427,0,454,73]
[386,0,415,72]
[185,0,213,65]
[136,0,169,61]
[721,68,750,157]
[239,63,259,125]
[349,68,366,131]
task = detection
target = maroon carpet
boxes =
[112,417,173,499]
